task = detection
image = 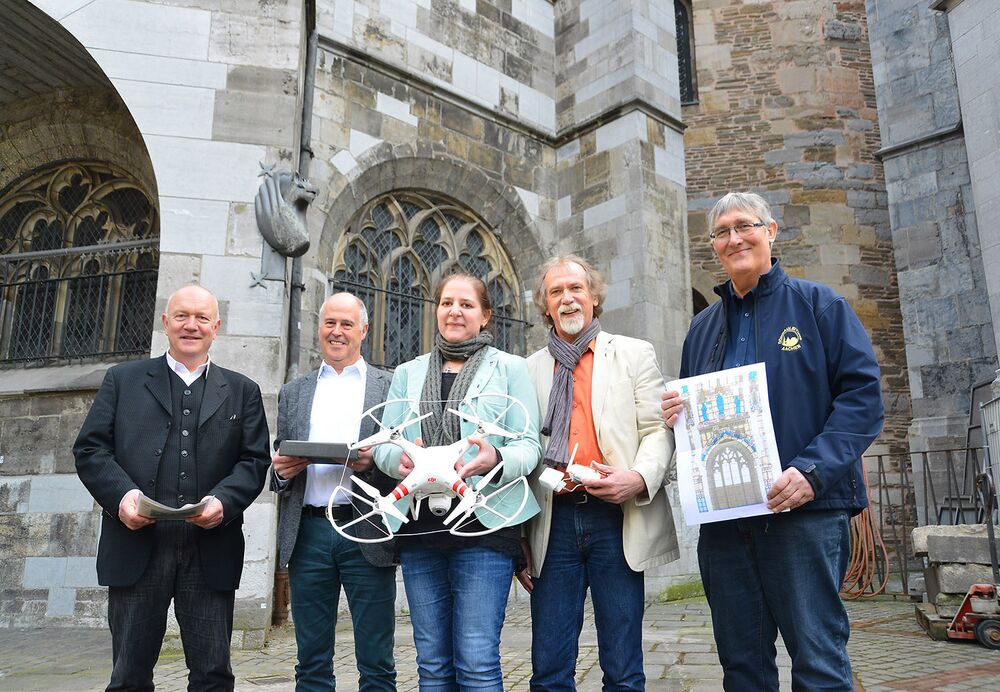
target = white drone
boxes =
[327,393,532,543]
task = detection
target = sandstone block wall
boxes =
[0,389,104,627]
[319,0,556,132]
[683,1,909,459]
[305,44,550,359]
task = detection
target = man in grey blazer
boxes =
[271,292,397,691]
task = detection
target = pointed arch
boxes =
[332,190,527,368]
[0,161,159,364]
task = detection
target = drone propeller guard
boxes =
[446,475,531,537]
[325,484,398,544]
[326,393,533,542]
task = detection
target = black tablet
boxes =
[278,440,359,462]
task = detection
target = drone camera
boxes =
[427,495,452,516]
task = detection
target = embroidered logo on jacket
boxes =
[778,326,803,351]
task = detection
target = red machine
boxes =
[946,472,1000,649]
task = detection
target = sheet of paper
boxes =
[667,363,784,526]
[136,494,210,520]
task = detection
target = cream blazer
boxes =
[525,330,679,575]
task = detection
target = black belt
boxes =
[553,490,605,506]
[302,504,353,521]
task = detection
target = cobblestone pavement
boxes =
[1,599,998,691]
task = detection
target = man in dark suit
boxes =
[271,292,397,691]
[74,284,271,692]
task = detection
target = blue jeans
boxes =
[698,509,853,692]
[399,543,515,691]
[288,514,396,692]
[529,500,645,692]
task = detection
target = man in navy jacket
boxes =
[662,192,883,691]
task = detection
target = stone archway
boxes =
[311,147,546,363]
[318,146,543,274]
[0,0,161,630]
[0,2,157,197]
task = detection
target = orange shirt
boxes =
[555,339,602,491]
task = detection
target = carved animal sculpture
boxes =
[254,164,318,258]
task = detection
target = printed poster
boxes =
[667,363,784,526]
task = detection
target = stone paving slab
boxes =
[0,599,998,691]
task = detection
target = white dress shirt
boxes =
[303,358,367,507]
[165,351,210,386]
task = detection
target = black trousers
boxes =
[107,523,235,692]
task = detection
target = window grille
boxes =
[331,191,529,369]
[0,162,159,366]
[675,0,697,104]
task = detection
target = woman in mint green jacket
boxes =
[375,272,541,691]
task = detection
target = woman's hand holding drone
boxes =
[456,435,500,479]
[398,438,422,477]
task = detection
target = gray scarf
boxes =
[420,331,493,446]
[541,319,602,469]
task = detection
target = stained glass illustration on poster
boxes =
[667,363,784,526]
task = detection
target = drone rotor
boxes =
[349,476,410,524]
[448,476,531,537]
[449,393,530,441]
[447,408,520,439]
[352,411,432,450]
[326,486,396,544]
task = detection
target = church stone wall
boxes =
[0,388,105,627]
[305,40,552,357]
[552,0,689,379]
[866,0,997,463]
[937,0,1000,376]
[0,0,311,645]
[0,88,157,197]
[683,0,910,460]
[318,0,556,132]
[555,0,680,129]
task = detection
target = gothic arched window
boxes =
[707,440,759,510]
[0,162,159,365]
[675,0,697,104]
[331,191,527,369]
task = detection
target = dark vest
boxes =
[155,371,206,507]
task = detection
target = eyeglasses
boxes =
[709,221,766,242]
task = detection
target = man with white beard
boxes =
[518,255,678,691]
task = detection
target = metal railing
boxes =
[0,240,158,366]
[984,395,1000,493]
[865,436,997,595]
